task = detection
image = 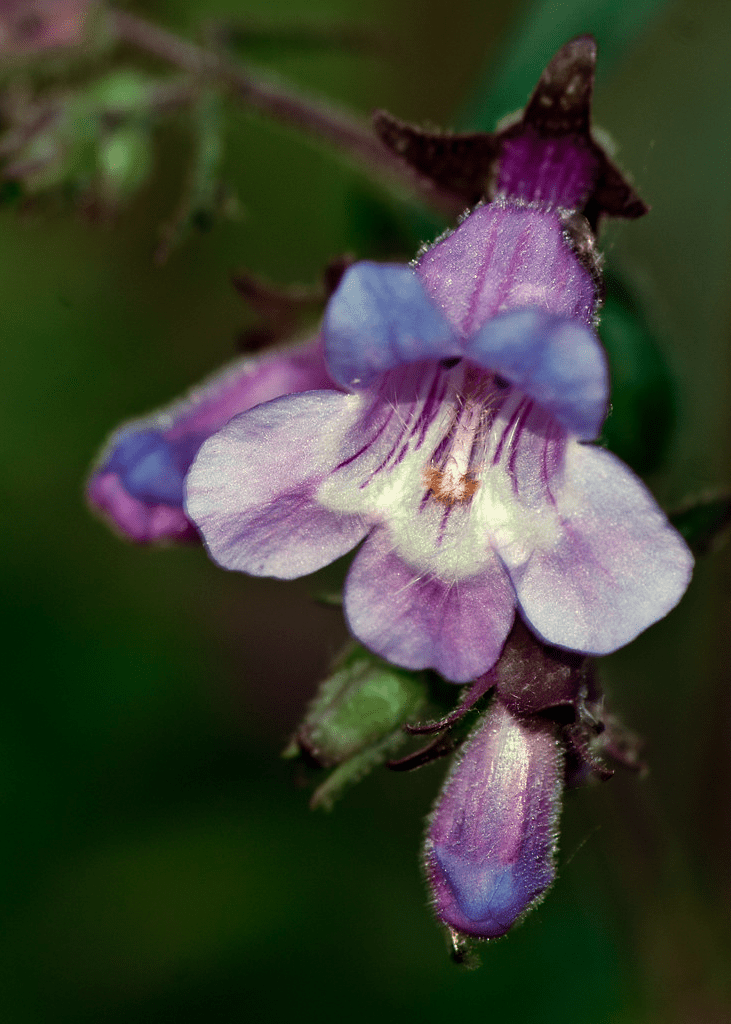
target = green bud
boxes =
[287,644,428,766]
[284,644,429,810]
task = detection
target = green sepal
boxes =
[308,732,408,812]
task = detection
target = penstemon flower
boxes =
[84,33,698,953]
[184,36,695,947]
[87,336,336,544]
[185,42,692,683]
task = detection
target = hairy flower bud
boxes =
[424,699,562,940]
[87,336,334,543]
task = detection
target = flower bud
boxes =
[424,699,562,940]
[285,643,428,810]
[87,336,334,543]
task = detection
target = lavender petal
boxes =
[509,444,694,654]
[323,262,459,389]
[344,528,515,682]
[470,307,608,440]
[186,391,369,579]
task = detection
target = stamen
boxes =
[423,386,486,505]
[423,464,480,505]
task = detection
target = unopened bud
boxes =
[285,643,428,810]
[424,699,562,940]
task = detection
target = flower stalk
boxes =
[107,7,464,217]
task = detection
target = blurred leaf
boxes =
[0,178,22,205]
[205,17,387,59]
[598,273,675,474]
[459,0,675,131]
[87,68,161,114]
[97,123,153,203]
[670,493,731,556]
[1,71,163,205]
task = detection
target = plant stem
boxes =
[108,8,463,218]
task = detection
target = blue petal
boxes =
[469,308,608,439]
[106,429,196,506]
[433,852,548,935]
[323,262,459,389]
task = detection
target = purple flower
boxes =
[424,698,562,940]
[186,198,693,682]
[87,336,335,544]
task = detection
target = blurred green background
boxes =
[2,0,730,1021]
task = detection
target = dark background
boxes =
[2,0,730,1020]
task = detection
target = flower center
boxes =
[423,402,483,505]
[422,370,500,506]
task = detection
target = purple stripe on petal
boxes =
[469,307,608,439]
[412,371,450,449]
[344,529,515,683]
[365,404,419,479]
[417,203,597,335]
[498,133,598,208]
[323,262,459,389]
[496,403,567,510]
[334,407,395,472]
[424,700,562,939]
[186,391,369,579]
[508,444,694,654]
[491,400,526,467]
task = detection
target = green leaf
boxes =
[598,273,675,475]
[670,494,731,556]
